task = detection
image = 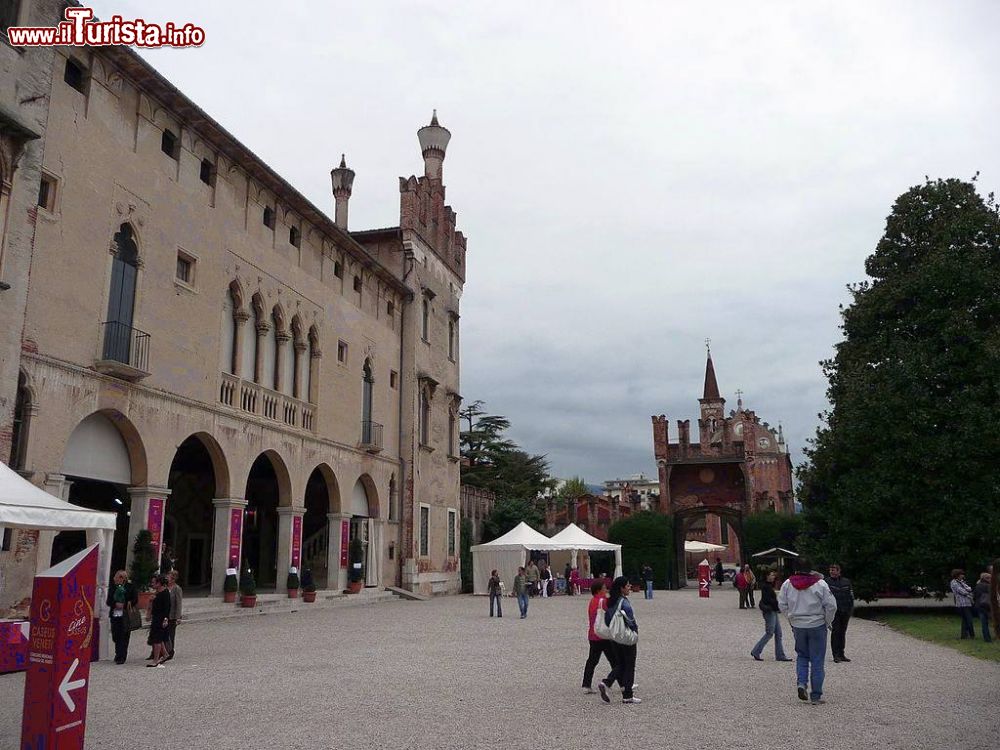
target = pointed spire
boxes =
[703,350,721,401]
[430,109,439,126]
[338,153,347,169]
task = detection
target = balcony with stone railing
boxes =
[219,372,315,431]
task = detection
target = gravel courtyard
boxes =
[2,588,997,749]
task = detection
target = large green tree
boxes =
[799,178,1000,599]
[742,511,804,558]
[607,511,674,589]
[480,498,546,543]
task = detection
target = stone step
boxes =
[175,588,398,625]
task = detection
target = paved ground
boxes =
[2,586,998,749]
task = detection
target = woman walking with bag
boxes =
[597,576,641,704]
[582,580,615,693]
[106,570,139,665]
[487,569,503,617]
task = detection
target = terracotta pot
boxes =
[287,588,299,599]
[346,580,363,594]
[223,591,236,603]
[302,591,317,603]
[240,595,257,608]
[137,591,153,611]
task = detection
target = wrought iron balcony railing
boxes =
[360,420,383,452]
[96,321,150,380]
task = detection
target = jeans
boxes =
[489,592,502,617]
[603,642,637,699]
[978,609,993,642]
[958,606,975,639]
[792,624,828,701]
[831,610,850,657]
[517,592,529,618]
[645,580,653,599]
[582,639,615,688]
[751,609,787,659]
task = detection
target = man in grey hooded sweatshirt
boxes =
[778,558,838,705]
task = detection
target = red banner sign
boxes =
[340,520,349,568]
[147,497,164,560]
[21,544,98,749]
[228,509,243,569]
[698,560,711,598]
[291,515,302,568]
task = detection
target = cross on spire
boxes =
[705,337,711,354]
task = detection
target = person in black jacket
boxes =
[105,569,138,665]
[750,571,792,661]
[825,564,855,662]
[146,575,171,668]
[972,572,992,643]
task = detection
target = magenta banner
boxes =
[291,515,302,568]
[21,544,98,749]
[147,497,164,560]
[340,521,349,568]
[228,509,243,569]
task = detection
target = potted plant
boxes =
[346,536,364,594]
[286,567,300,599]
[239,567,257,608]
[301,567,317,603]
[129,529,158,610]
[223,568,239,603]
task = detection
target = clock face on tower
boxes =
[757,437,771,449]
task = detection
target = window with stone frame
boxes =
[199,158,215,186]
[263,206,275,230]
[63,57,89,94]
[419,505,430,557]
[421,298,430,342]
[161,128,180,160]
[448,509,457,556]
[419,388,431,446]
[37,174,57,212]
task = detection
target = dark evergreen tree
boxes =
[799,178,1000,599]
[128,529,157,591]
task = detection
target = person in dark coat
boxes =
[106,569,138,665]
[714,558,725,586]
[564,562,573,595]
[487,569,503,617]
[751,571,792,661]
[973,572,992,643]
[146,575,171,668]
[825,564,855,661]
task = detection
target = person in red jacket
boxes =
[736,566,750,609]
[581,580,616,693]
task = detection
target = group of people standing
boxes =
[106,567,183,667]
[950,565,997,642]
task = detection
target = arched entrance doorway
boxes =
[350,476,380,587]
[303,464,339,589]
[55,411,144,571]
[243,452,288,589]
[167,434,227,591]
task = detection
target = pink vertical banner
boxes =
[228,509,243,569]
[147,497,164,560]
[291,516,302,568]
[340,520,349,568]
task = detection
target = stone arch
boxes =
[350,474,379,518]
[250,449,292,508]
[180,431,230,498]
[305,462,341,514]
[290,314,304,346]
[228,278,245,314]
[271,303,287,335]
[62,409,148,487]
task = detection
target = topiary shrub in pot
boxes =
[239,567,257,608]
[287,567,300,599]
[129,529,158,611]
[301,567,317,603]
[223,568,239,603]
[346,536,364,594]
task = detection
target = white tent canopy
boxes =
[470,522,551,594]
[684,540,727,554]
[0,461,116,659]
[546,523,623,580]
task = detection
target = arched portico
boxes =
[242,451,292,588]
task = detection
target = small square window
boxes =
[63,58,87,94]
[263,206,275,229]
[353,276,362,293]
[289,226,300,247]
[337,340,348,363]
[175,250,195,285]
[334,261,343,279]
[161,129,179,160]
[199,158,215,186]
[37,174,57,212]
[390,370,398,389]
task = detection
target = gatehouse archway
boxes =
[243,451,290,588]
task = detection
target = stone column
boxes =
[125,486,171,571]
[254,322,268,384]
[275,506,305,593]
[36,473,72,572]
[326,512,350,592]
[275,332,290,393]
[292,340,306,399]
[210,498,247,595]
[233,310,249,378]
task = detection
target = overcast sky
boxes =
[90,1,1000,484]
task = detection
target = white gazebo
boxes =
[470,521,552,595]
[545,523,623,580]
[0,461,117,659]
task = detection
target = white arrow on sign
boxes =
[58,658,86,712]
